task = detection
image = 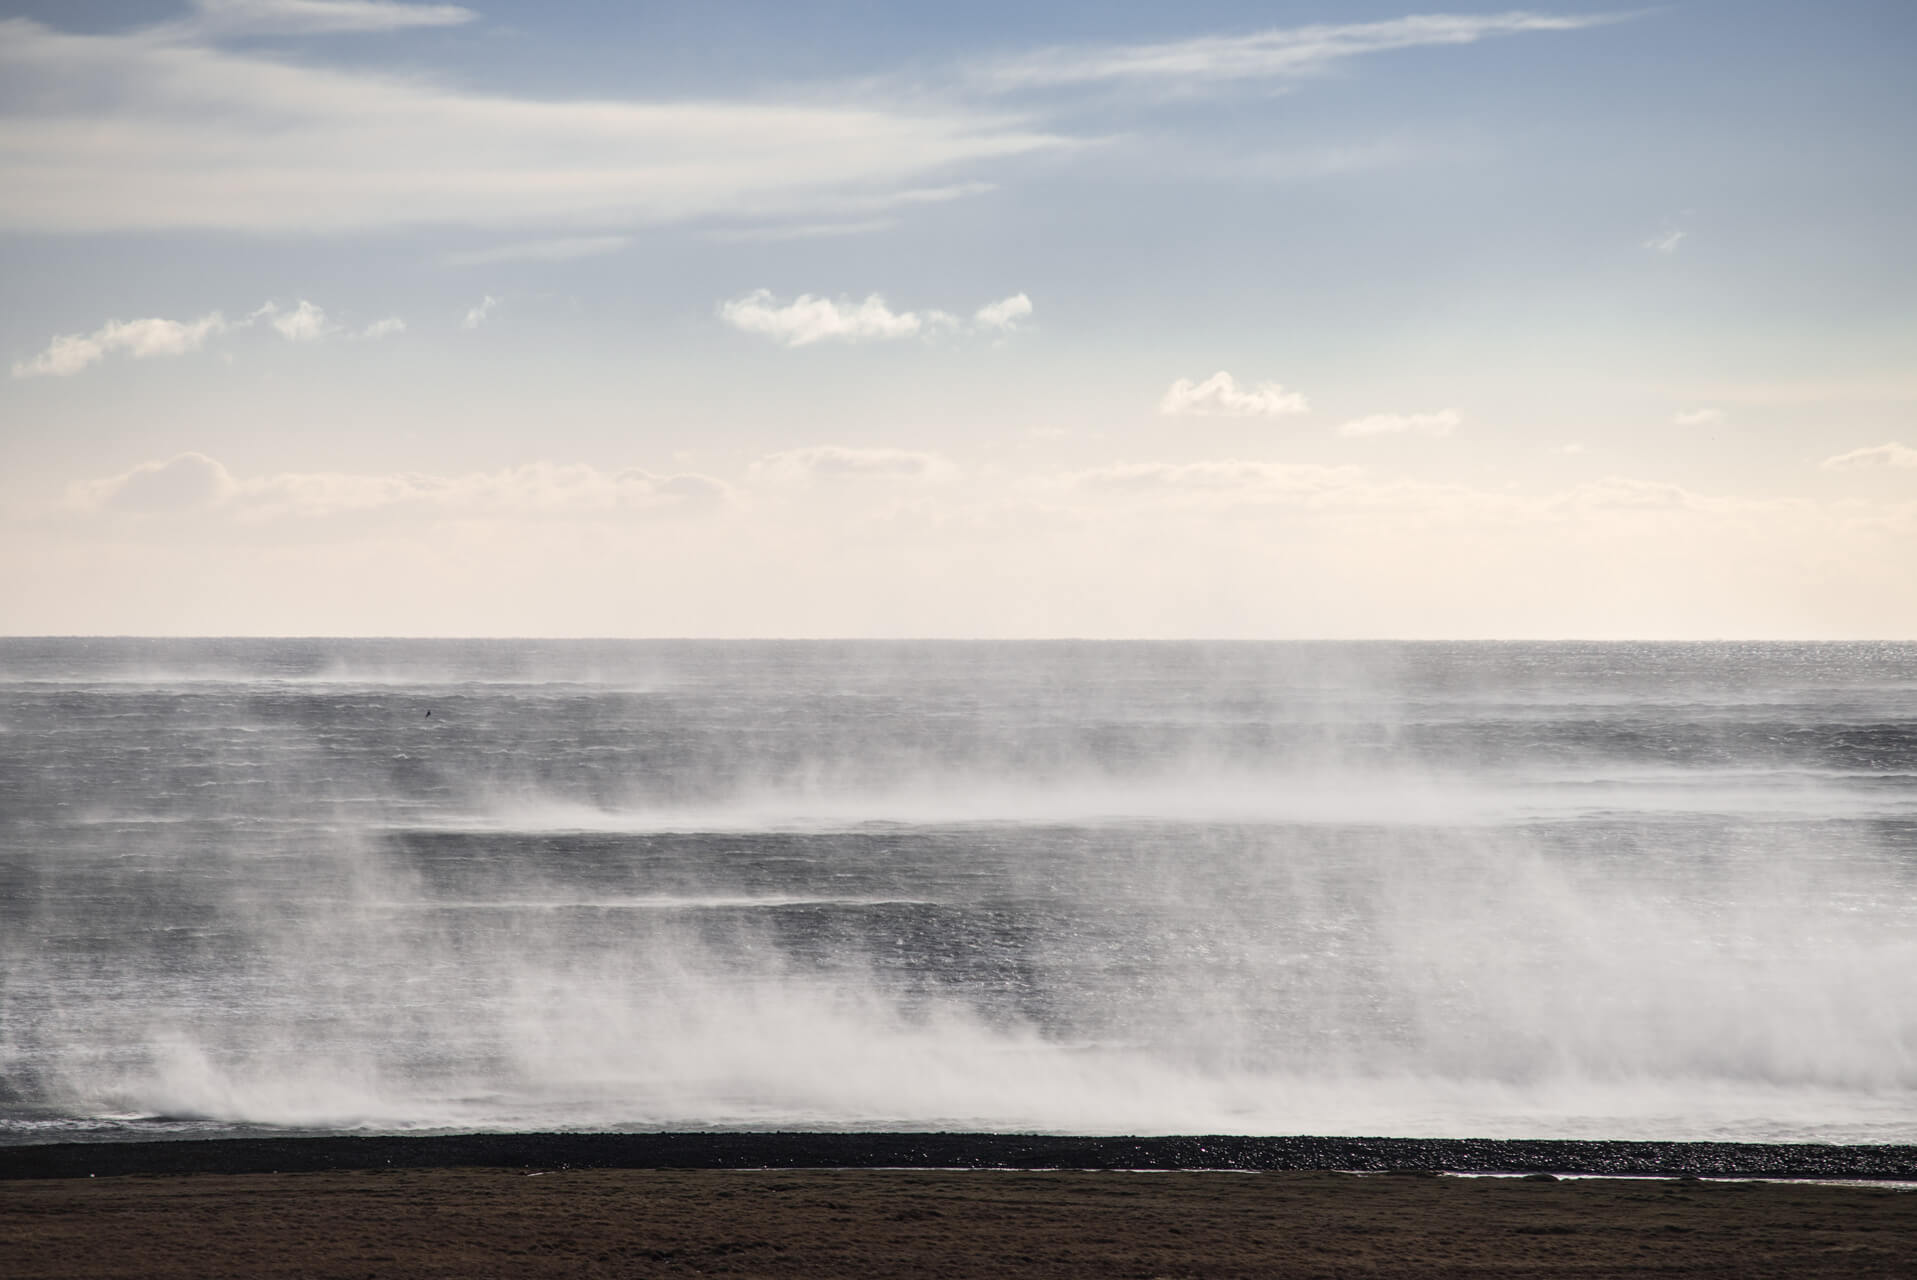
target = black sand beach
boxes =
[5,1135,1914,1279]
[6,1164,1915,1279]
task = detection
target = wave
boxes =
[402,767,1917,835]
[16,994,1917,1145]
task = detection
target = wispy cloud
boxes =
[461,295,501,330]
[709,182,1001,240]
[1645,227,1687,254]
[1160,371,1309,417]
[0,6,1627,237]
[182,0,476,35]
[1672,407,1724,426]
[974,11,1632,92]
[1822,442,1917,471]
[704,219,898,244]
[0,18,1061,234]
[12,312,226,378]
[1338,409,1460,437]
[360,316,405,339]
[441,236,631,267]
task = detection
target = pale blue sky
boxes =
[2,1,1913,636]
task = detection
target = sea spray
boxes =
[2,638,1913,1143]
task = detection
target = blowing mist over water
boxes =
[2,639,1914,1147]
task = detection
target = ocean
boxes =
[2,638,1913,1146]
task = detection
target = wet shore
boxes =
[5,1130,1916,1180]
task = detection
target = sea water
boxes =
[1,639,1912,1145]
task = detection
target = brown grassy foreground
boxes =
[3,1167,1912,1278]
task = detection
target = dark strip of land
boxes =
[5,1166,1914,1279]
[4,1131,1916,1180]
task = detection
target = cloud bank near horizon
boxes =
[32,443,1916,637]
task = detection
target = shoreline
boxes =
[6,1130,1917,1180]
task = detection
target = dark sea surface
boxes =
[2,639,1913,1146]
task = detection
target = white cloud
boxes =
[1073,459,1360,499]
[975,11,1631,91]
[1337,409,1461,437]
[441,236,631,267]
[74,455,729,519]
[461,295,501,330]
[1160,371,1309,417]
[74,452,238,512]
[13,312,225,377]
[720,292,928,346]
[1081,459,1364,498]
[253,299,336,342]
[1821,443,1917,471]
[237,462,727,518]
[14,300,412,372]
[720,290,1036,346]
[750,446,958,485]
[1672,407,1724,426]
[1560,476,1702,512]
[185,0,476,34]
[974,293,1033,332]
[1645,228,1687,254]
[0,19,1061,234]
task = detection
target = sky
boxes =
[1,0,1913,638]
